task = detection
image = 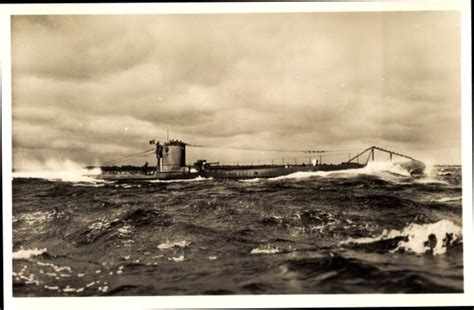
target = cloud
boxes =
[12,15,155,80]
[11,11,462,166]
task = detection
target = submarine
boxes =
[95,138,425,182]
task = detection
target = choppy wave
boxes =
[12,164,463,295]
[342,220,462,255]
[433,196,462,203]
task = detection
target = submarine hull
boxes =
[201,162,364,179]
[97,162,366,181]
[98,171,200,182]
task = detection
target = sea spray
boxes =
[414,163,450,185]
[13,159,101,183]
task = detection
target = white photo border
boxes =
[1,1,472,309]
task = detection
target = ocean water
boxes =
[11,162,463,296]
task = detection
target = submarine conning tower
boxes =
[155,139,187,173]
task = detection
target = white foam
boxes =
[149,176,211,183]
[168,255,185,262]
[88,220,110,231]
[14,266,41,285]
[414,177,449,185]
[250,246,280,254]
[63,287,77,293]
[86,281,95,287]
[433,196,463,203]
[240,178,261,183]
[13,159,102,183]
[341,229,403,245]
[342,219,462,255]
[157,240,190,250]
[12,248,47,259]
[117,225,133,235]
[73,182,109,187]
[98,286,109,292]
[17,211,52,226]
[393,220,462,255]
[37,261,72,273]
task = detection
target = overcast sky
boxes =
[12,12,461,168]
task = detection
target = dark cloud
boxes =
[12,12,461,168]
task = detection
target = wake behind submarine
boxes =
[92,139,426,181]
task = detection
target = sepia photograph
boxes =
[6,3,469,304]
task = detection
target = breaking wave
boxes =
[13,248,47,259]
[13,160,101,183]
[342,219,462,255]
